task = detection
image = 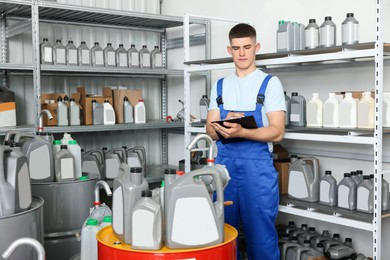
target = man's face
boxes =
[227,37,260,71]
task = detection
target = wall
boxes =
[162,0,390,257]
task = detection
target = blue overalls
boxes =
[216,75,279,260]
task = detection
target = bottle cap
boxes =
[60,144,68,149]
[57,96,63,102]
[325,170,332,175]
[86,219,98,226]
[119,44,124,47]
[53,140,62,145]
[56,39,61,43]
[141,190,152,197]
[123,96,129,101]
[102,216,112,223]
[79,176,89,181]
[292,92,298,96]
[176,170,185,176]
[138,99,144,102]
[325,16,332,21]
[309,19,316,23]
[164,168,176,175]
[130,167,142,173]
[344,173,351,177]
[131,44,135,47]
[161,180,165,188]
[94,42,99,45]
[68,140,77,145]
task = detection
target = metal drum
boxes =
[97,224,238,260]
[31,174,99,260]
[0,196,44,260]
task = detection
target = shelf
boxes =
[184,42,390,72]
[0,120,184,136]
[278,195,381,231]
[0,63,33,71]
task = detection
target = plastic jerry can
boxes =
[0,145,16,216]
[350,171,361,185]
[288,224,308,240]
[77,41,90,66]
[14,132,54,182]
[292,22,300,51]
[278,234,290,255]
[134,99,146,123]
[66,139,82,179]
[92,99,104,125]
[338,173,357,210]
[127,44,139,67]
[290,92,306,127]
[3,146,32,213]
[323,92,339,128]
[40,38,53,64]
[342,13,359,45]
[57,96,68,126]
[383,92,390,127]
[65,40,78,66]
[82,148,105,179]
[310,230,331,249]
[319,170,338,206]
[284,91,291,126]
[91,42,104,67]
[357,91,375,128]
[382,175,389,211]
[305,19,319,49]
[339,92,357,128]
[139,45,151,68]
[357,175,374,213]
[277,20,293,52]
[123,96,134,123]
[297,227,319,245]
[55,145,76,182]
[284,221,299,235]
[286,239,312,260]
[103,99,115,125]
[69,98,80,126]
[131,190,162,250]
[319,16,336,48]
[306,93,323,127]
[80,218,100,260]
[280,236,299,260]
[104,147,127,179]
[164,165,227,249]
[52,39,66,65]
[103,43,116,67]
[199,95,210,123]
[150,45,162,68]
[115,44,128,67]
[287,157,320,202]
[126,146,146,176]
[112,164,148,244]
[325,244,357,260]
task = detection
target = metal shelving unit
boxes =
[184,2,387,257]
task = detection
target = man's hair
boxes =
[228,23,256,42]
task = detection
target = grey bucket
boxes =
[31,173,98,260]
[0,196,44,260]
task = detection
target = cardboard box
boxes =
[274,158,290,194]
[40,93,81,126]
[112,89,142,123]
[0,102,16,127]
[273,143,289,160]
[77,87,113,125]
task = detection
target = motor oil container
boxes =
[342,13,359,45]
[150,45,162,69]
[277,20,293,52]
[278,234,290,255]
[0,146,15,216]
[82,148,105,179]
[126,146,146,176]
[286,239,312,260]
[356,169,364,182]
[116,44,128,68]
[80,218,100,260]
[3,146,32,213]
[325,244,357,260]
[131,190,162,250]
[103,99,116,125]
[199,95,210,123]
[14,132,54,182]
[127,44,139,67]
[298,227,319,245]
[92,99,104,125]
[55,144,76,182]
[0,85,16,127]
[319,16,336,48]
[284,221,299,235]
[139,45,151,68]
[323,92,339,128]
[91,42,104,67]
[290,92,306,127]
[382,175,389,211]
[310,229,331,249]
[300,248,324,260]
[287,157,320,202]
[164,165,227,249]
[288,224,308,240]
[52,39,66,65]
[100,215,112,228]
[305,19,319,49]
[77,41,90,66]
[292,22,300,51]
[65,40,78,66]
[298,23,306,50]
[40,38,53,64]
[104,147,127,179]
[57,96,68,126]
[357,91,375,129]
[351,171,361,185]
[383,92,390,127]
[123,96,134,123]
[284,91,291,126]
[319,170,338,206]
[103,43,116,67]
[338,173,357,210]
[339,92,357,128]
[306,93,323,127]
[134,99,146,123]
[357,175,374,213]
[280,236,299,260]
[112,164,148,244]
[69,98,80,126]
[66,139,82,179]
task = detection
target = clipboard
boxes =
[212,115,258,144]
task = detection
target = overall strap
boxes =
[216,78,224,108]
[256,75,273,110]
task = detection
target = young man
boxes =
[207,23,286,259]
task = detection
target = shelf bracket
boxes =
[6,19,31,38]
